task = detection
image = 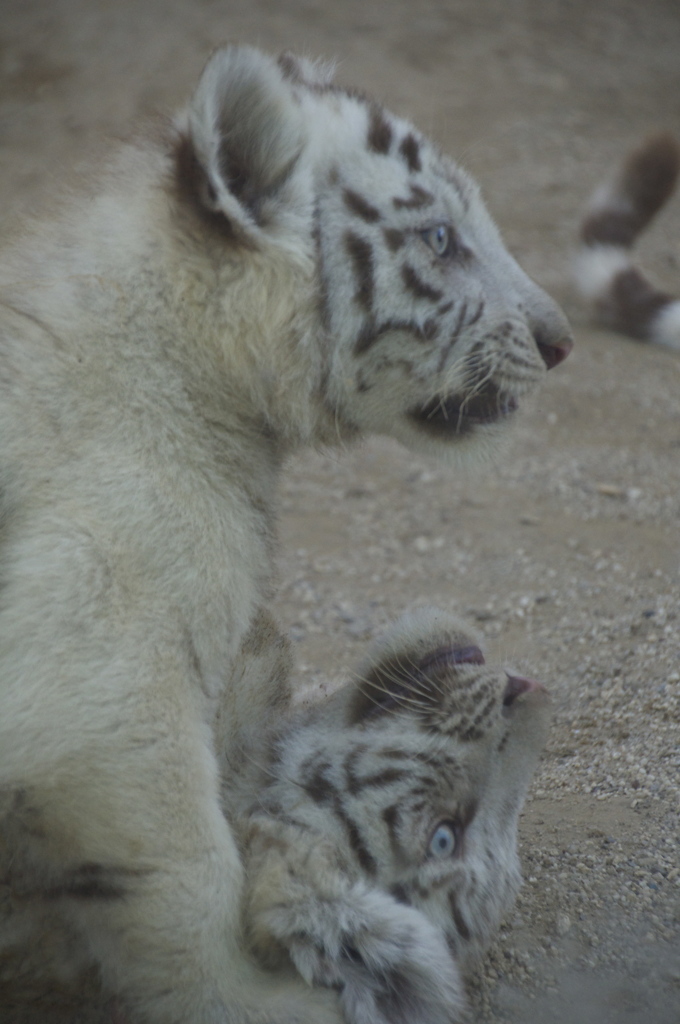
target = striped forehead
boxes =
[362,102,473,206]
[306,90,473,214]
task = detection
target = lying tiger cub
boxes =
[221,608,550,1024]
[3,608,549,1024]
[574,132,680,346]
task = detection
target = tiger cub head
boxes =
[173,46,572,461]
[247,609,550,972]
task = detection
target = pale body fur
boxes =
[0,46,569,1023]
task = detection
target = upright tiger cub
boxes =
[574,132,680,346]
[0,45,570,1024]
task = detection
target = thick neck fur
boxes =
[0,132,340,702]
[0,131,334,465]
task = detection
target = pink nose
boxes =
[536,331,573,369]
[502,673,547,706]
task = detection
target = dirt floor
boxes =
[1,1,679,1021]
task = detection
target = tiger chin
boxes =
[0,44,568,1024]
[227,609,550,1024]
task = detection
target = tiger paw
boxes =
[275,884,465,1024]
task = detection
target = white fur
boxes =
[651,299,680,349]
[0,45,567,1022]
[572,244,631,302]
[586,181,633,222]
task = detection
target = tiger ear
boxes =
[181,46,308,241]
[347,609,485,725]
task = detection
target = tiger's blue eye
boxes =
[428,821,460,858]
[422,224,451,257]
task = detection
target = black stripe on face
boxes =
[401,264,444,302]
[353,317,438,356]
[411,880,431,900]
[406,782,435,795]
[301,758,336,803]
[312,203,332,331]
[343,744,366,796]
[348,767,409,794]
[393,185,435,210]
[382,803,403,858]
[451,301,469,337]
[468,299,484,327]
[343,188,381,223]
[383,802,399,832]
[384,227,406,251]
[344,231,375,311]
[389,881,412,905]
[367,104,394,154]
[399,133,422,173]
[422,318,439,340]
[332,796,377,875]
[448,890,472,941]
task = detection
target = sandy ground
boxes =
[1,1,679,1021]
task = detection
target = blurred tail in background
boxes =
[573,133,680,348]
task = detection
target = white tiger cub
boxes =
[225,609,550,1024]
[574,132,680,346]
[0,44,570,1024]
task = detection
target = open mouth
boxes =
[409,386,518,436]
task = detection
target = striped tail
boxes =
[573,133,680,348]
